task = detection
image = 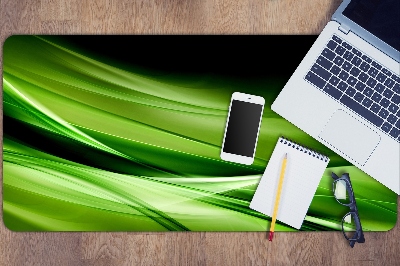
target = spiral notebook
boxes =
[250,137,330,229]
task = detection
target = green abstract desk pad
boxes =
[2,36,397,231]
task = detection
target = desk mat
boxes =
[3,36,397,231]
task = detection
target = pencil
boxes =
[269,153,288,241]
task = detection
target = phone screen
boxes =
[223,100,263,157]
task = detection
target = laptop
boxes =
[271,0,400,194]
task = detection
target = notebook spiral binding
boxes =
[279,136,329,162]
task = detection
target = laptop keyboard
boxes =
[305,35,400,142]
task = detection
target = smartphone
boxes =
[220,92,265,165]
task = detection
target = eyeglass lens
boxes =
[341,212,361,241]
[333,179,351,205]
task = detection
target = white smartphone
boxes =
[220,92,265,165]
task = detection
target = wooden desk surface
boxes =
[1,0,399,265]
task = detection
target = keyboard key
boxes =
[322,48,335,60]
[332,35,342,43]
[329,76,340,86]
[382,68,391,75]
[388,103,399,113]
[366,78,377,88]
[337,81,348,91]
[389,127,400,139]
[343,51,354,61]
[387,114,397,124]
[384,78,395,88]
[317,56,333,70]
[374,83,385,93]
[362,55,372,63]
[350,67,361,77]
[323,84,342,100]
[371,103,381,113]
[305,71,326,89]
[363,87,373,97]
[342,41,352,50]
[354,92,364,103]
[368,67,379,78]
[330,65,341,75]
[396,119,400,129]
[393,84,400,93]
[376,73,387,83]
[340,95,384,127]
[393,76,400,83]
[347,76,357,86]
[339,71,349,81]
[372,92,382,102]
[355,82,366,91]
[381,122,392,133]
[351,56,362,66]
[383,89,394,99]
[359,73,368,82]
[362,98,373,108]
[342,61,352,72]
[352,48,361,57]
[391,94,400,104]
[311,64,331,81]
[378,109,389,119]
[335,46,346,56]
[380,98,390,108]
[371,61,382,70]
[359,62,370,72]
[327,40,338,50]
[333,57,344,66]
[346,87,356,97]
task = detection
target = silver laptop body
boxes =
[272,0,400,193]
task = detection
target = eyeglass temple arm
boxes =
[331,172,351,181]
[349,229,365,248]
[331,172,340,180]
[350,238,356,248]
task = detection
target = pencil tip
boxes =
[284,153,287,159]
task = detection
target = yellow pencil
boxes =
[269,153,288,241]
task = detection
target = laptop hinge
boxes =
[338,24,350,34]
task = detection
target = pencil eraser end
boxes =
[268,232,274,241]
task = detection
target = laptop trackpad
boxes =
[319,109,381,165]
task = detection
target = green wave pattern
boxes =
[3,36,397,231]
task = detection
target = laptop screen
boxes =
[343,0,400,52]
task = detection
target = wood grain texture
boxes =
[0,0,399,265]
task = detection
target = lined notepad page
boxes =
[250,137,329,229]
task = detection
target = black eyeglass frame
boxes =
[331,172,365,248]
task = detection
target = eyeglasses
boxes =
[332,172,365,248]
